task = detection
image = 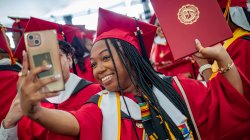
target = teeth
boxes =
[102,75,113,82]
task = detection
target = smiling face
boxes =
[90,39,134,92]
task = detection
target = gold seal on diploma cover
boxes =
[177,4,199,25]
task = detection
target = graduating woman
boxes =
[18,8,249,140]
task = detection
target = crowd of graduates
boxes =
[0,0,249,139]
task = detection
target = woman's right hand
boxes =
[194,39,243,94]
[19,51,60,119]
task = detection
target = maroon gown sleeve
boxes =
[70,103,102,140]
[0,70,19,123]
[172,74,250,140]
[226,37,250,101]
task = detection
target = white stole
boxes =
[97,86,187,140]
[97,91,141,140]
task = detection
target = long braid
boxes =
[125,40,196,138]
[110,38,169,139]
[110,39,179,138]
[104,39,140,140]
[124,43,184,139]
[110,39,138,88]
[119,40,188,114]
[111,38,196,139]
[130,48,196,137]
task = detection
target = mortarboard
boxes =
[14,17,78,60]
[94,8,157,58]
[68,24,96,41]
[70,25,86,40]
[13,17,80,75]
[217,0,247,9]
[62,24,83,43]
[8,17,29,30]
[82,28,96,41]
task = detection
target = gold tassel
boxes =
[223,0,231,21]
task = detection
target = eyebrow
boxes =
[99,49,108,55]
[90,48,109,60]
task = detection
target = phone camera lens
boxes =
[34,40,40,45]
[28,35,33,40]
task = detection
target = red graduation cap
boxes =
[64,25,82,41]
[94,8,157,57]
[217,0,247,8]
[9,17,29,30]
[74,25,85,30]
[83,29,96,41]
[13,17,76,60]
[62,24,84,43]
[0,26,16,64]
[68,24,96,41]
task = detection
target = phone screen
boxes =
[33,52,54,78]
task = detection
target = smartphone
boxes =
[24,29,64,92]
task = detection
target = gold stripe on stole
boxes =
[164,122,176,140]
[116,92,121,140]
[98,95,103,107]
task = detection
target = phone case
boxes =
[24,29,65,92]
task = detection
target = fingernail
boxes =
[22,50,26,56]
[195,39,200,45]
[54,74,61,79]
[46,64,52,69]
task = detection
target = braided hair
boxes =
[105,38,196,139]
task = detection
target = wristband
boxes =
[199,64,212,75]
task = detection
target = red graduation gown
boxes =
[0,70,19,123]
[17,83,102,140]
[226,35,250,101]
[72,74,250,140]
[174,74,250,139]
[71,57,97,83]
[151,43,197,78]
[71,93,144,140]
[150,43,174,70]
